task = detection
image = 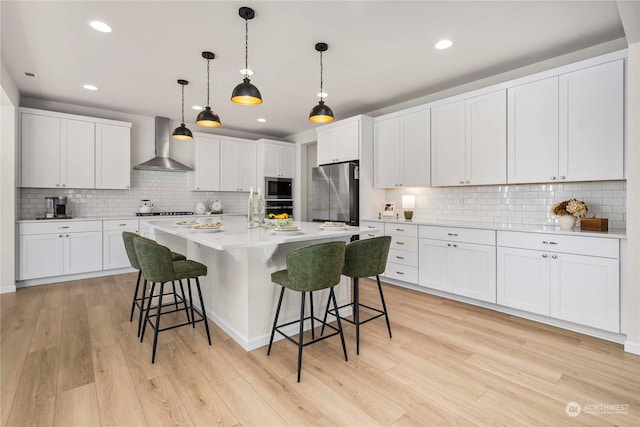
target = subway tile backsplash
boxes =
[384,181,626,229]
[18,170,251,219]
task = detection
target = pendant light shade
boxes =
[309,42,334,123]
[172,79,193,141]
[196,51,221,127]
[231,7,262,106]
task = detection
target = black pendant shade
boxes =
[231,7,262,106]
[172,79,193,140]
[196,51,221,127]
[309,42,334,123]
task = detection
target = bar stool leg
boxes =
[195,277,212,345]
[296,292,306,382]
[137,278,148,337]
[377,275,392,338]
[178,279,191,324]
[129,270,142,321]
[309,291,315,340]
[267,287,286,355]
[186,279,196,328]
[151,282,166,363]
[330,288,348,362]
[140,281,155,342]
[171,281,180,312]
[354,277,361,355]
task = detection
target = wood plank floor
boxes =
[1,272,639,426]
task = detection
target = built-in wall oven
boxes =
[265,200,294,218]
[265,177,293,199]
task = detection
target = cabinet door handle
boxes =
[59,234,63,238]
[459,180,464,184]
[542,254,548,258]
[447,243,452,247]
[550,176,557,180]
[396,256,405,260]
[447,233,458,236]
[65,234,69,237]
[551,255,557,259]
[453,244,457,248]
[465,180,470,184]
[559,176,566,180]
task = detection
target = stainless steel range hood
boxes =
[133,116,193,172]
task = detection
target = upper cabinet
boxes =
[191,133,220,191]
[431,90,507,186]
[508,59,624,184]
[316,116,365,165]
[20,108,132,189]
[374,109,430,188]
[220,138,257,192]
[258,140,296,179]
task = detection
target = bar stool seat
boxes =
[323,236,392,354]
[122,231,187,337]
[134,237,211,363]
[267,241,348,382]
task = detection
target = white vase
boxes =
[558,215,576,229]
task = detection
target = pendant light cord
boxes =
[244,18,249,78]
[319,50,324,101]
[206,59,211,106]
[181,84,185,124]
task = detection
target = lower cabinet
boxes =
[383,223,418,284]
[19,221,103,280]
[497,231,620,332]
[103,219,138,270]
[418,226,496,303]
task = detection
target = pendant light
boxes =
[196,51,221,127]
[231,6,262,105]
[309,42,334,123]
[172,79,193,140]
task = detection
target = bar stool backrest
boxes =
[285,241,346,292]
[342,236,392,278]
[122,231,156,270]
[133,237,176,283]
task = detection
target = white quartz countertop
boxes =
[362,218,627,239]
[143,217,379,250]
[17,213,245,224]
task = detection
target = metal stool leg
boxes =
[178,279,191,324]
[195,277,212,345]
[187,279,196,328]
[151,282,165,363]
[137,278,148,337]
[267,287,286,355]
[377,275,392,338]
[330,288,348,362]
[296,292,306,382]
[129,270,142,321]
[354,277,360,355]
[171,281,180,312]
[309,291,315,340]
[140,281,155,342]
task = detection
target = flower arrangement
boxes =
[551,199,588,218]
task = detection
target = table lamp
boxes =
[402,195,415,220]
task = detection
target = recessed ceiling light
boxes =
[83,84,98,91]
[435,39,453,50]
[317,92,328,98]
[257,118,266,123]
[89,21,112,33]
[192,105,203,110]
[240,68,254,76]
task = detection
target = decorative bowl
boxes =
[263,218,293,229]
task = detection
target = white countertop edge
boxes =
[362,218,627,239]
[17,213,246,223]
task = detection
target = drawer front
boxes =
[383,263,418,284]
[384,223,418,238]
[497,231,619,258]
[388,235,418,252]
[20,220,102,235]
[103,219,138,231]
[388,248,418,267]
[360,221,384,239]
[419,225,496,245]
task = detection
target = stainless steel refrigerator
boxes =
[311,161,359,225]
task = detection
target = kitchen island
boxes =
[143,217,377,350]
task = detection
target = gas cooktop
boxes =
[136,211,194,217]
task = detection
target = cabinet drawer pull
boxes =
[367,226,376,228]
[396,271,405,275]
[59,226,69,229]
[395,228,404,232]
[542,241,558,245]
[396,241,405,245]
[447,233,458,236]
[119,223,127,226]
[396,256,405,260]
[367,234,376,237]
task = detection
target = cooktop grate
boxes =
[136,211,194,216]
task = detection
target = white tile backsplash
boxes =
[384,181,626,229]
[18,170,251,219]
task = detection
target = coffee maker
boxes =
[45,196,68,218]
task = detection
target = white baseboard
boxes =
[1,284,17,294]
[624,341,640,355]
[16,267,136,288]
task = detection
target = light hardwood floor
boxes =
[1,272,639,426]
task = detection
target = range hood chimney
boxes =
[133,116,193,172]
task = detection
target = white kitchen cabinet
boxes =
[103,219,138,270]
[431,90,506,186]
[21,113,95,189]
[383,223,419,284]
[259,140,296,179]
[192,134,220,191]
[508,77,559,184]
[96,123,131,189]
[359,221,383,240]
[316,118,360,165]
[220,138,257,192]
[418,226,496,303]
[19,221,103,280]
[497,231,620,332]
[559,59,624,182]
[374,109,430,188]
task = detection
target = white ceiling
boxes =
[0,1,629,139]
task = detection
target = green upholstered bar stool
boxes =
[122,231,187,337]
[133,237,211,363]
[323,236,392,355]
[267,241,348,382]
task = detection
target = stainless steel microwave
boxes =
[265,177,292,199]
